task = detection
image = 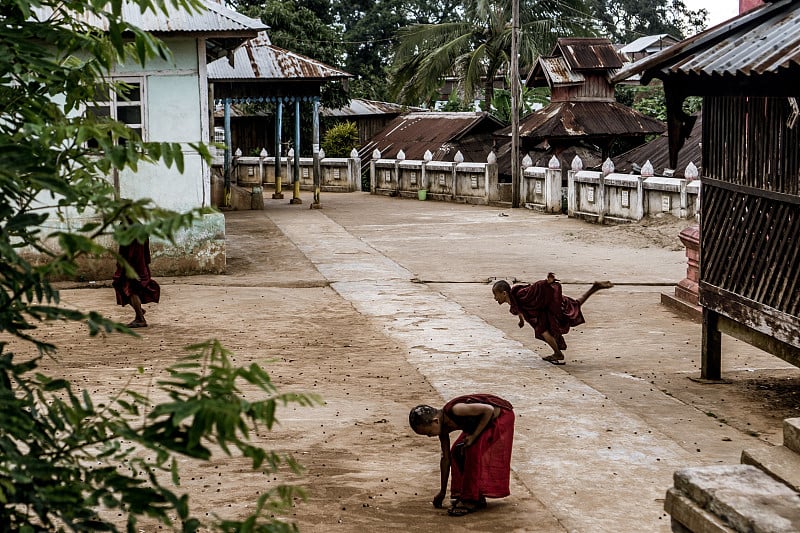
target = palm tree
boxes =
[390,0,594,110]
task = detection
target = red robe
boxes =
[443,394,514,502]
[112,238,160,306]
[509,280,584,350]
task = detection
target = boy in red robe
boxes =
[409,394,514,516]
[493,274,612,364]
[112,237,160,328]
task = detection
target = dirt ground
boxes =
[9,194,800,532]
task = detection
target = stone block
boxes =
[784,418,800,454]
[665,488,734,533]
[673,465,800,532]
[741,445,800,492]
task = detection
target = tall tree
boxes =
[0,0,315,529]
[586,0,708,42]
[331,0,464,100]
[390,0,594,109]
[237,0,349,108]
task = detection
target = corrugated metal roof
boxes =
[32,0,266,33]
[208,32,351,80]
[360,112,502,162]
[613,113,702,177]
[612,0,800,83]
[537,57,586,86]
[496,101,665,140]
[321,99,421,117]
[556,38,624,70]
[618,34,680,54]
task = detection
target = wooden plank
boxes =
[717,314,800,369]
[699,282,800,350]
[701,178,800,206]
[702,307,722,380]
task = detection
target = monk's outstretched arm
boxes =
[434,434,451,508]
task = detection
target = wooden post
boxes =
[701,307,722,380]
[510,0,521,208]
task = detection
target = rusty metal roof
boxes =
[321,99,422,118]
[208,32,351,81]
[612,0,800,84]
[33,0,266,34]
[527,38,623,88]
[360,112,502,162]
[555,38,624,70]
[534,57,586,86]
[497,101,665,140]
[613,113,702,178]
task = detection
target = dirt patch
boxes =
[564,214,692,251]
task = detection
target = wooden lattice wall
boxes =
[698,96,800,377]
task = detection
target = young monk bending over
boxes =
[409,394,514,516]
[493,274,612,364]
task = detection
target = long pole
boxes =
[510,0,521,208]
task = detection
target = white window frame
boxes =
[88,76,147,143]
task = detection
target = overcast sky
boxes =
[683,0,740,27]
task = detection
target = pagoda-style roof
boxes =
[527,37,623,88]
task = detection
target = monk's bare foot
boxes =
[127,320,147,328]
[594,281,613,290]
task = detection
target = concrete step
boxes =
[664,488,734,533]
[784,417,800,454]
[741,445,800,492]
[670,465,800,532]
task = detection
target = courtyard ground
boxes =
[15,191,800,532]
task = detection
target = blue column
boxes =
[291,99,302,203]
[223,98,231,206]
[312,98,321,207]
[272,100,284,199]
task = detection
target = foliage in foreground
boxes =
[1,0,319,530]
[0,340,319,531]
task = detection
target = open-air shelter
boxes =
[208,31,351,207]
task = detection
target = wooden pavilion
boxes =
[497,37,665,172]
[613,0,800,378]
[208,31,350,206]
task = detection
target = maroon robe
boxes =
[443,394,514,502]
[509,280,584,350]
[112,238,160,306]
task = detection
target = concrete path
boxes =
[258,192,792,532]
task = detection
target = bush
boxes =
[0,0,318,530]
[321,121,359,157]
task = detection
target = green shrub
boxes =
[322,121,359,157]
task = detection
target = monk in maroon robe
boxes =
[112,237,160,328]
[493,274,612,364]
[409,393,514,516]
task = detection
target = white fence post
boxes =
[568,155,582,217]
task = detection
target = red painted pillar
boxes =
[675,224,700,305]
